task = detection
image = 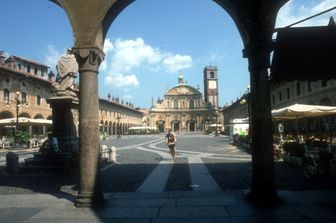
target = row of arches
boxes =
[156,119,199,132]
[0,111,51,120]
[99,120,140,135]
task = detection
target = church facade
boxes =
[149,66,220,132]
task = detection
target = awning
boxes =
[0,117,52,126]
[270,25,336,82]
[209,124,223,127]
[272,104,336,120]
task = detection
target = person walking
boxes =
[165,129,177,161]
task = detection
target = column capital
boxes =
[72,46,105,73]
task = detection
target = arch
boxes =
[0,111,14,119]
[34,114,44,119]
[187,120,197,132]
[156,120,165,132]
[171,120,180,132]
[173,100,178,109]
[47,115,52,120]
[19,113,30,118]
[113,122,117,135]
[189,99,195,109]
[104,120,108,133]
[50,0,287,206]
[108,121,112,135]
[100,120,104,132]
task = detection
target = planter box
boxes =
[291,155,303,166]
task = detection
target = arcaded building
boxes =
[0,51,55,137]
[0,50,144,139]
[99,96,144,135]
[150,67,221,132]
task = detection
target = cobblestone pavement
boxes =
[1,133,336,222]
[1,133,335,195]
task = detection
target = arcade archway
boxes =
[51,0,287,207]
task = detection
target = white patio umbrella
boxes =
[272,104,336,141]
[0,117,52,126]
[272,103,336,120]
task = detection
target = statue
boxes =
[54,49,79,98]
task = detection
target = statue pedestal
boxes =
[47,96,79,153]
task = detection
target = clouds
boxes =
[105,73,139,88]
[44,45,63,69]
[102,37,193,90]
[276,0,336,28]
[162,54,192,73]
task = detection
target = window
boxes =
[210,71,215,78]
[34,67,38,75]
[286,88,290,99]
[189,100,195,109]
[21,92,27,104]
[4,89,9,103]
[36,95,41,106]
[272,94,275,105]
[296,82,301,96]
[278,92,282,102]
[321,80,327,87]
[18,64,22,70]
[173,100,178,109]
[27,65,31,73]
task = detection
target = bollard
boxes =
[6,152,19,174]
[110,146,117,163]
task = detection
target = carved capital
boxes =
[72,47,105,73]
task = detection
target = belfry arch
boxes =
[50,0,288,207]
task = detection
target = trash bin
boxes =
[6,152,19,174]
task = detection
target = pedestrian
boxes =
[165,129,177,161]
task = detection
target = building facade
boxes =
[0,51,54,137]
[150,73,220,133]
[0,51,144,139]
[99,97,144,136]
[223,79,336,134]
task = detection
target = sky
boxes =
[1,0,335,108]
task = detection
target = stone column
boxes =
[245,42,277,203]
[73,47,105,207]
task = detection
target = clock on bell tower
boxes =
[203,66,219,108]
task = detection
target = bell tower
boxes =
[203,66,219,108]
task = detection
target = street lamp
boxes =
[116,115,121,138]
[212,109,219,136]
[15,91,20,135]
